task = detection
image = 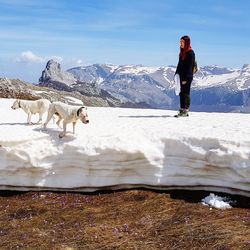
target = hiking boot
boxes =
[174,109,189,117]
[181,109,189,116]
[174,109,184,117]
[179,111,189,117]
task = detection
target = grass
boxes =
[0,189,249,250]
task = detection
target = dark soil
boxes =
[0,189,249,250]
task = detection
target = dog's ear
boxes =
[77,108,81,116]
[77,106,86,116]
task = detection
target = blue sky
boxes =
[0,0,250,82]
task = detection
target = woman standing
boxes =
[175,35,195,117]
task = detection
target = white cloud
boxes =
[15,51,45,63]
[70,58,84,66]
[14,51,64,65]
[76,59,83,65]
[65,58,85,68]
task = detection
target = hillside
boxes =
[0,77,119,107]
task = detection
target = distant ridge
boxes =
[36,60,250,112]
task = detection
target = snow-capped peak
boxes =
[201,65,236,75]
[114,65,160,75]
[241,64,250,74]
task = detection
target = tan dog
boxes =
[11,99,51,124]
[44,101,89,138]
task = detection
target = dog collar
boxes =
[18,100,21,108]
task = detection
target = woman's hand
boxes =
[182,81,187,84]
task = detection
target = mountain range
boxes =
[39,60,250,112]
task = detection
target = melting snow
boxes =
[0,98,249,195]
[202,193,232,209]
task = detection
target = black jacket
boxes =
[175,50,195,82]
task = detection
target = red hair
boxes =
[179,35,192,60]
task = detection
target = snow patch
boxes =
[201,193,232,209]
[193,71,240,88]
[117,65,159,75]
[65,96,83,105]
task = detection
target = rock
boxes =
[39,59,77,87]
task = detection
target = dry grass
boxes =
[0,189,249,250]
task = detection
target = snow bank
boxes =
[0,98,249,196]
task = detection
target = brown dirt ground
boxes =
[0,189,249,250]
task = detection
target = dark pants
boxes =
[179,79,192,110]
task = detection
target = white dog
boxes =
[11,99,51,125]
[44,101,89,138]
